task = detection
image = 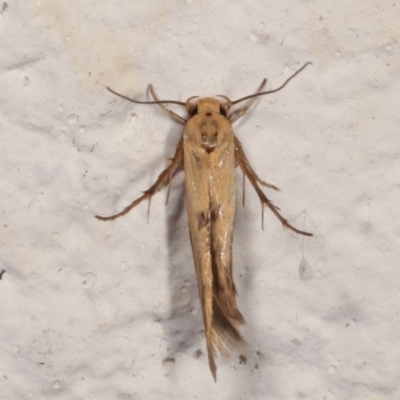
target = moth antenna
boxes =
[216,94,231,103]
[107,87,186,107]
[231,62,312,106]
[216,94,232,114]
[186,95,199,103]
[148,85,187,124]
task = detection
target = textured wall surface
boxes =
[1,1,399,399]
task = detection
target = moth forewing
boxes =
[183,98,245,380]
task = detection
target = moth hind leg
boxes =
[234,136,312,236]
[95,138,184,221]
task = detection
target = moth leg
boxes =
[148,84,187,125]
[229,79,267,124]
[95,137,184,221]
[235,136,279,191]
[234,136,312,236]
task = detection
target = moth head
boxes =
[185,97,232,118]
[185,98,234,153]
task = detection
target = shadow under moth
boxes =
[96,62,313,381]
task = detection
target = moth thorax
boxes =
[198,117,221,154]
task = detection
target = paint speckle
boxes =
[22,76,31,86]
[193,349,202,359]
[190,307,197,315]
[52,380,61,389]
[299,257,314,281]
[82,272,97,288]
[329,365,337,374]
[250,33,258,43]
[162,357,175,366]
[68,114,79,124]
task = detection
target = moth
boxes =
[96,62,312,381]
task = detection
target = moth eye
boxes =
[190,106,198,117]
[219,105,227,117]
[213,131,218,137]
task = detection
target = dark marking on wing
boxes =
[201,133,218,153]
[212,294,245,343]
[197,211,209,230]
[191,149,202,168]
[202,142,216,153]
[210,120,219,129]
[210,205,221,222]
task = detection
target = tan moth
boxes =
[96,62,312,381]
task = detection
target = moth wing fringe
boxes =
[212,296,246,354]
[206,296,246,382]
